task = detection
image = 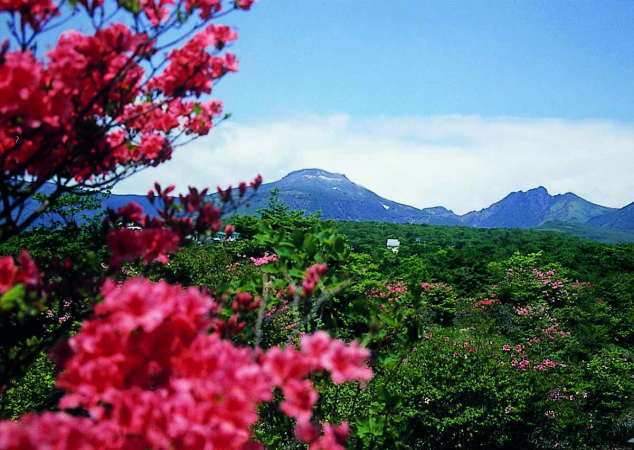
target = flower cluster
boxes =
[540,327,571,340]
[420,282,452,293]
[266,296,290,318]
[231,291,261,311]
[537,315,571,341]
[511,359,532,371]
[550,387,583,402]
[0,0,58,30]
[451,340,478,359]
[250,252,279,266]
[117,98,224,141]
[0,0,254,32]
[0,278,371,449]
[43,300,71,324]
[0,251,40,294]
[107,226,180,266]
[533,359,560,371]
[147,24,239,97]
[1,25,156,180]
[106,177,261,266]
[501,341,562,372]
[505,298,571,342]
[302,263,327,296]
[473,298,500,309]
[0,0,258,237]
[265,331,372,448]
[515,307,530,315]
[369,281,409,303]
[387,281,408,295]
[531,268,570,304]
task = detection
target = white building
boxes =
[386,239,400,253]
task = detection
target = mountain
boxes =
[535,221,634,244]
[102,194,156,212]
[230,170,631,241]
[418,206,463,226]
[460,187,615,228]
[543,192,615,223]
[19,191,159,228]
[588,202,634,231]
[231,169,462,225]
[15,169,633,243]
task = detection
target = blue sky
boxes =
[100,1,633,212]
[217,0,634,122]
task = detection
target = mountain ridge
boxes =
[459,185,615,228]
[588,202,634,231]
[18,168,634,242]
[230,169,626,227]
[222,169,631,242]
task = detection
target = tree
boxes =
[0,0,255,241]
[0,1,374,448]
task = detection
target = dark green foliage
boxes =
[2,197,633,449]
[0,224,107,418]
[335,220,634,294]
[33,189,108,230]
[355,332,536,449]
[1,353,59,420]
[537,220,634,243]
[150,242,239,290]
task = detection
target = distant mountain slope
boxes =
[16,169,632,243]
[460,187,615,228]
[588,202,634,231]
[543,193,615,223]
[23,192,159,228]
[535,221,634,244]
[231,169,462,225]
[102,194,156,212]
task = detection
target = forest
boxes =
[2,195,632,449]
[0,0,632,447]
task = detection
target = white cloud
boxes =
[114,114,634,214]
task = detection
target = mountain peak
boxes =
[422,206,456,215]
[283,168,349,182]
[499,186,551,202]
[526,186,549,195]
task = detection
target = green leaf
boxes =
[291,230,304,247]
[0,284,25,310]
[120,0,140,14]
[259,264,279,274]
[288,268,305,279]
[303,234,316,255]
[334,236,345,254]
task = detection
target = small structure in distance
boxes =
[196,231,240,244]
[386,238,400,253]
[214,231,240,242]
